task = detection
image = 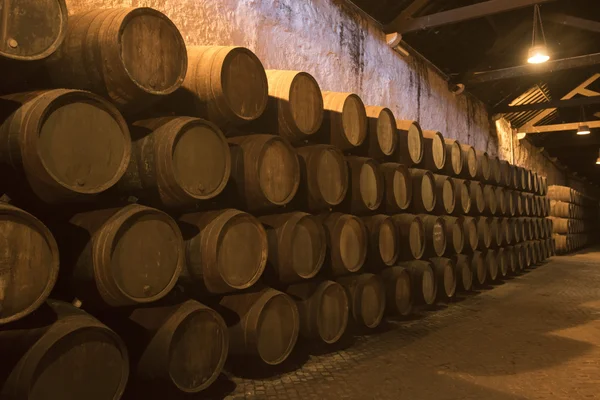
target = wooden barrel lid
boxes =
[384,163,411,210]
[316,147,348,206]
[441,260,456,298]
[470,181,485,213]
[375,108,397,156]
[465,146,477,178]
[420,172,435,212]
[16,302,128,399]
[378,218,399,266]
[449,140,463,175]
[385,267,412,316]
[421,265,436,305]
[409,217,425,259]
[407,122,424,164]
[451,219,465,254]
[165,302,228,393]
[259,138,300,205]
[37,90,130,195]
[120,8,187,95]
[471,252,486,285]
[290,215,326,279]
[457,180,471,213]
[0,0,67,61]
[342,95,368,147]
[287,72,324,135]
[497,248,507,277]
[0,205,59,325]
[455,256,473,291]
[169,118,230,199]
[483,185,497,214]
[355,275,385,328]
[217,212,267,289]
[432,218,447,256]
[316,281,349,344]
[465,217,479,251]
[256,291,299,365]
[359,160,382,210]
[103,206,183,304]
[431,132,446,170]
[442,178,455,214]
[338,216,367,272]
[505,247,516,274]
[486,250,498,281]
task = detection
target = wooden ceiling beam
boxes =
[518,120,600,134]
[467,52,600,85]
[545,13,600,34]
[494,95,600,113]
[385,0,555,34]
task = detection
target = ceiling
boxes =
[348,0,600,183]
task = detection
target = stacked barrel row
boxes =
[0,2,555,399]
[549,185,600,254]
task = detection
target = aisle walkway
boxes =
[209,248,600,400]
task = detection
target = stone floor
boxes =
[201,248,600,399]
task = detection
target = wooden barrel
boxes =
[475,150,491,181]
[286,280,349,344]
[343,157,383,213]
[118,116,229,208]
[119,300,227,393]
[532,172,540,194]
[468,180,485,215]
[380,267,413,316]
[501,218,513,245]
[441,216,465,255]
[420,215,447,257]
[260,213,325,284]
[318,213,368,275]
[554,234,567,254]
[228,134,300,211]
[0,203,59,325]
[180,209,266,294]
[524,169,533,192]
[490,217,502,248]
[0,90,131,203]
[550,217,570,234]
[506,189,516,216]
[470,251,487,286]
[488,157,502,185]
[362,215,399,267]
[408,168,436,213]
[65,205,183,307]
[392,214,425,260]
[421,130,447,171]
[453,254,473,292]
[459,144,478,179]
[483,184,497,216]
[476,216,492,250]
[0,0,67,62]
[396,120,424,165]
[46,8,187,112]
[547,237,555,257]
[523,241,533,267]
[0,300,128,399]
[398,260,437,305]
[443,138,463,176]
[220,288,299,365]
[364,106,398,159]
[173,46,267,128]
[452,178,472,215]
[251,70,323,143]
[495,186,506,216]
[320,92,368,150]
[296,145,348,211]
[499,160,512,187]
[380,163,412,212]
[514,244,525,271]
[463,216,479,252]
[430,257,456,299]
[550,200,572,218]
[510,164,518,189]
[484,249,498,282]
[513,218,523,243]
[495,247,508,278]
[432,174,455,215]
[515,191,524,216]
[337,274,386,329]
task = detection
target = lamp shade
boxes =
[527,45,550,64]
[577,125,591,135]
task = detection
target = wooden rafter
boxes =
[495,95,600,113]
[545,13,600,34]
[518,121,600,134]
[385,0,555,34]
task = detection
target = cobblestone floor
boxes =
[190,248,600,399]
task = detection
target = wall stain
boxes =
[334,0,366,91]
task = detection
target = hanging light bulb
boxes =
[527,5,550,64]
[596,149,600,165]
[577,125,591,135]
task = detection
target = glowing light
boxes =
[527,45,550,64]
